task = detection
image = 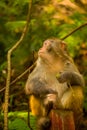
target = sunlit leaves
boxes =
[5,21,26,33]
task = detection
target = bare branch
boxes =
[4,1,32,130]
[61,22,87,40]
[0,62,36,93]
[10,62,36,86]
[0,87,5,93]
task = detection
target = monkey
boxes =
[25,38,85,130]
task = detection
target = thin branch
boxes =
[0,62,36,93]
[0,87,6,93]
[10,62,36,86]
[4,0,32,130]
[61,22,87,40]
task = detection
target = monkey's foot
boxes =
[44,94,57,115]
[37,117,51,130]
[45,101,53,115]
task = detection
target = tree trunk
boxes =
[49,109,75,130]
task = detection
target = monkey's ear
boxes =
[61,41,67,51]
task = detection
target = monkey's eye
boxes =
[50,40,54,43]
[44,42,47,45]
[43,41,49,46]
[65,61,70,66]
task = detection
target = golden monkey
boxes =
[25,38,84,130]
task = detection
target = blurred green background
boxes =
[0,0,87,129]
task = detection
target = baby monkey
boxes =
[25,38,84,130]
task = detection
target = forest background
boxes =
[0,0,87,129]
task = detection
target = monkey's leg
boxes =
[61,87,83,110]
[61,87,84,129]
[29,95,51,130]
[37,93,58,130]
[29,95,45,116]
[43,94,57,115]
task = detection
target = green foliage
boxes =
[8,112,36,130]
[8,111,28,119]
[0,0,87,119]
[5,21,26,33]
[9,118,30,130]
[13,0,29,6]
[0,0,87,70]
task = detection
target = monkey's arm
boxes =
[57,71,85,87]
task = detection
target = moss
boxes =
[9,118,29,130]
[8,112,37,130]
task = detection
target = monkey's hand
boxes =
[56,71,84,87]
[57,71,71,83]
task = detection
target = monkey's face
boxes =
[38,39,55,61]
[38,38,67,60]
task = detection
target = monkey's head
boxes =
[38,38,68,63]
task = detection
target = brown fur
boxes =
[25,38,84,129]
